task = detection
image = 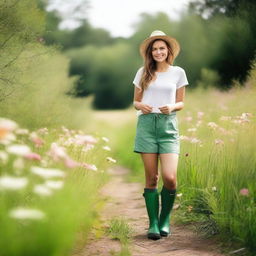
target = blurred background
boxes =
[1,0,256,129]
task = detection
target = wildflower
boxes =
[47,143,68,161]
[82,144,94,152]
[80,163,98,171]
[196,120,202,127]
[9,207,45,220]
[106,157,117,163]
[6,144,31,156]
[184,116,193,122]
[180,135,190,141]
[212,186,217,192]
[241,112,252,118]
[102,146,111,151]
[0,133,16,145]
[102,137,110,142]
[73,134,98,145]
[31,166,66,179]
[64,157,79,168]
[177,193,183,198]
[239,188,249,196]
[0,176,28,190]
[15,128,29,135]
[45,180,64,190]
[30,132,44,148]
[187,128,197,132]
[214,139,224,145]
[0,150,9,164]
[37,127,49,135]
[33,184,53,196]
[190,138,201,144]
[197,111,204,119]
[0,118,18,132]
[207,122,218,129]
[24,153,42,161]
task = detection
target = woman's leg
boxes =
[159,153,179,190]
[158,153,179,237]
[140,153,159,188]
[141,153,161,240]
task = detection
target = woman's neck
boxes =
[156,62,170,72]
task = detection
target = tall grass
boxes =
[0,118,116,255]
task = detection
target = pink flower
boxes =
[24,153,41,161]
[73,134,98,145]
[190,137,201,144]
[239,188,249,196]
[184,116,193,122]
[47,143,68,161]
[80,163,98,171]
[30,132,44,148]
[180,135,190,141]
[64,158,79,168]
[214,139,224,145]
[197,111,204,119]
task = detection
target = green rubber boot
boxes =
[143,188,161,240]
[159,186,176,237]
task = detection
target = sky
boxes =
[47,0,193,38]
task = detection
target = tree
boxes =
[189,0,256,88]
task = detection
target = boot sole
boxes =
[160,231,170,237]
[148,233,161,240]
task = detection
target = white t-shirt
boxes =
[133,65,189,116]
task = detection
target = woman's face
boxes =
[151,40,168,63]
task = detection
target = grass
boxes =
[107,217,134,256]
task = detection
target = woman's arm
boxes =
[133,86,153,113]
[174,86,186,111]
[158,86,186,114]
[133,87,143,110]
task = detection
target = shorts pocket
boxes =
[167,116,178,132]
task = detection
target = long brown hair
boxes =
[139,39,174,91]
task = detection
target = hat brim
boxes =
[139,35,180,62]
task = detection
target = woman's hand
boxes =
[136,102,153,114]
[158,104,175,114]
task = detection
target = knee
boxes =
[164,175,176,189]
[147,174,159,188]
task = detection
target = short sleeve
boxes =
[176,68,189,89]
[133,67,144,89]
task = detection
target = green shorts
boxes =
[134,112,180,154]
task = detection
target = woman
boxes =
[132,30,189,240]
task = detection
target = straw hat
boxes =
[139,30,180,64]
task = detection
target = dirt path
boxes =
[75,165,226,256]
